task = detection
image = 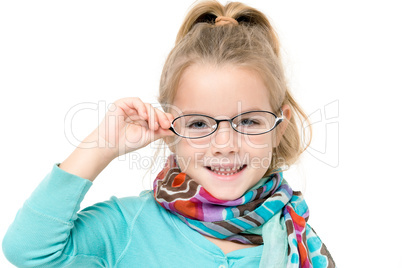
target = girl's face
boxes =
[170,64,286,201]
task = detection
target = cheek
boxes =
[242,134,274,152]
[175,138,210,155]
[174,139,207,170]
[243,135,274,169]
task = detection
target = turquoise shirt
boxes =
[2,164,263,267]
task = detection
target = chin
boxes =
[208,189,244,201]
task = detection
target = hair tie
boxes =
[215,16,239,26]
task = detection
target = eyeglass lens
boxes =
[172,112,276,138]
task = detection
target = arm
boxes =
[60,97,175,183]
[2,97,175,267]
[2,162,136,267]
[58,130,115,182]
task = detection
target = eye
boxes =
[239,118,260,126]
[186,120,208,129]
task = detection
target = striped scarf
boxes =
[153,154,335,267]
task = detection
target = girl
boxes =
[3,0,335,267]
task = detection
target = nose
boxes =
[210,121,239,155]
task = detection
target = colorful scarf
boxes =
[153,155,335,267]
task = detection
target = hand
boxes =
[92,97,175,159]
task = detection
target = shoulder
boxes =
[77,190,161,226]
[110,190,157,214]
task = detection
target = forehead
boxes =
[172,64,272,117]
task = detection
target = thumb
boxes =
[152,126,175,141]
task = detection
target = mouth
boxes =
[205,164,247,176]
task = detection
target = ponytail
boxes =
[175,1,280,57]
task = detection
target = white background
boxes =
[1,0,401,267]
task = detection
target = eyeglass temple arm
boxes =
[279,109,284,120]
[273,109,285,128]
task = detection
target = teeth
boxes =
[210,165,242,171]
[209,165,244,176]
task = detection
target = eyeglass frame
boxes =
[169,109,284,139]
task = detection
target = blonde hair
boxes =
[156,0,311,176]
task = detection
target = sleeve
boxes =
[2,163,131,267]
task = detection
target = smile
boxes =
[205,165,246,176]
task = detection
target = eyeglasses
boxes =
[169,110,284,139]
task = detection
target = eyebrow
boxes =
[180,107,267,116]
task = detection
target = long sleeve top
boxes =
[2,163,263,267]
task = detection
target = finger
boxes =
[154,109,172,129]
[144,103,160,131]
[165,112,175,124]
[117,97,148,120]
[153,125,176,140]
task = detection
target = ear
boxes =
[273,104,291,148]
